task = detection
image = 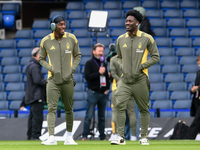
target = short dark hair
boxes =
[92,43,105,51]
[126,10,143,23]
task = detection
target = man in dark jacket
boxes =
[25,47,46,140]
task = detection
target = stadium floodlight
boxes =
[87,10,108,32]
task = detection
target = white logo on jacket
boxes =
[136,49,144,53]
[65,50,71,53]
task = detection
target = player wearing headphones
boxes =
[110,10,160,145]
[39,15,81,145]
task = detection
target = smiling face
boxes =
[125,15,139,33]
[55,21,66,36]
[93,46,104,59]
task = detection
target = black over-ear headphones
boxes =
[51,15,63,31]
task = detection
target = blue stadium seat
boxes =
[0,101,8,110]
[1,3,19,16]
[0,91,7,101]
[150,91,169,100]
[111,28,126,37]
[97,38,113,47]
[103,1,122,10]
[20,57,31,65]
[153,28,169,37]
[182,65,199,73]
[35,39,41,47]
[65,2,84,11]
[160,56,178,65]
[73,73,83,82]
[167,18,186,28]
[193,38,200,47]
[167,82,187,91]
[180,0,199,9]
[9,101,21,110]
[5,82,25,91]
[18,48,32,57]
[149,19,166,28]
[122,1,141,11]
[3,14,15,28]
[15,30,33,41]
[70,19,87,29]
[152,100,172,109]
[148,65,160,73]
[161,64,180,73]
[187,18,200,28]
[173,100,191,109]
[160,112,175,118]
[7,91,25,101]
[196,48,200,55]
[164,9,183,19]
[32,20,51,31]
[74,83,85,91]
[184,73,196,82]
[173,38,192,47]
[79,56,91,66]
[108,19,126,28]
[155,37,172,47]
[73,91,87,101]
[142,0,160,9]
[4,73,22,83]
[0,49,17,57]
[176,112,190,118]
[80,47,92,57]
[85,2,103,10]
[73,29,90,38]
[170,91,191,100]
[164,73,184,82]
[49,10,67,20]
[161,1,179,9]
[67,10,86,20]
[77,38,93,47]
[146,9,163,18]
[34,29,51,40]
[189,28,200,38]
[184,9,200,18]
[158,48,174,56]
[1,57,19,65]
[0,39,16,49]
[74,65,81,73]
[73,100,87,111]
[73,110,86,119]
[149,73,163,82]
[0,82,4,91]
[17,39,35,49]
[170,28,188,38]
[3,65,21,74]
[107,10,124,19]
[179,56,197,65]
[150,82,166,91]
[41,67,48,74]
[176,47,195,56]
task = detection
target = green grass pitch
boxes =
[0,140,199,150]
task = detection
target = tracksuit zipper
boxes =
[59,41,63,82]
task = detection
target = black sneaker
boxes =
[111,135,126,145]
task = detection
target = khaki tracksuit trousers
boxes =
[46,79,74,135]
[115,78,150,139]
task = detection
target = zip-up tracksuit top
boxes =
[117,30,160,84]
[39,32,81,84]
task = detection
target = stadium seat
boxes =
[170,91,191,100]
[111,28,126,37]
[32,20,51,31]
[67,10,86,20]
[73,110,86,119]
[153,28,169,37]
[0,39,16,49]
[187,18,200,28]
[41,67,48,74]
[150,91,169,100]
[160,1,179,9]
[17,39,35,49]
[1,3,19,16]
[122,1,141,10]
[150,82,166,91]
[161,64,180,73]
[180,0,199,9]
[0,82,4,91]
[184,9,200,18]
[155,38,172,47]
[193,38,200,47]
[4,74,22,82]
[176,47,195,56]
[164,9,183,19]
[73,73,83,82]
[49,10,67,20]
[152,100,172,109]
[179,56,197,65]
[7,91,25,101]
[167,82,187,91]
[18,48,32,57]
[35,39,42,47]
[164,73,184,82]
[85,1,103,10]
[0,73,2,81]
[167,18,186,28]
[158,48,174,56]
[148,65,160,73]
[103,1,122,10]
[70,19,87,29]
[5,82,25,91]
[74,65,81,73]
[173,38,192,47]
[65,2,84,11]
[149,73,163,82]
[73,91,87,101]
[149,19,166,28]
[15,30,33,41]
[73,100,87,111]
[34,29,51,40]
[97,38,113,47]
[9,101,21,110]
[2,14,15,28]
[0,101,8,110]
[176,112,190,118]
[189,28,200,38]
[0,91,7,100]
[159,56,178,65]
[184,73,196,82]
[79,56,91,66]
[173,100,191,109]
[73,29,90,38]
[142,0,160,9]
[77,38,93,47]
[1,57,19,65]
[108,19,126,28]
[107,10,124,19]
[80,47,92,57]
[146,9,163,18]
[74,82,85,91]
[20,57,31,66]
[3,65,21,74]
[0,49,17,57]
[170,28,188,38]
[196,48,200,55]
[182,65,199,73]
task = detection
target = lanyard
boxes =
[93,59,100,68]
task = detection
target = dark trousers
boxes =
[27,101,44,139]
[82,90,108,140]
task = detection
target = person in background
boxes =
[82,43,110,141]
[39,15,81,145]
[133,6,155,36]
[110,10,160,145]
[24,47,46,140]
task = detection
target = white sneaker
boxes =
[64,136,78,145]
[139,138,149,145]
[130,136,137,141]
[108,133,118,141]
[111,135,126,145]
[41,135,57,145]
